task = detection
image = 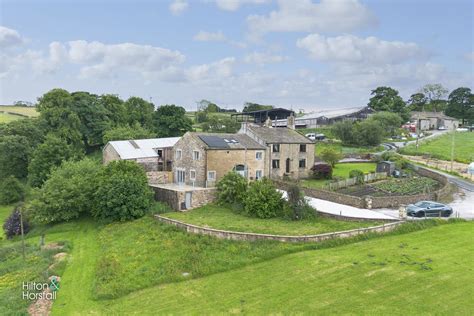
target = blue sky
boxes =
[0,0,472,111]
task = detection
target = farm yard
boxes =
[400,132,474,164]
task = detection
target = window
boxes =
[175,149,182,160]
[300,144,306,153]
[207,171,216,181]
[255,151,263,160]
[272,144,280,152]
[256,170,263,180]
[157,149,163,157]
[299,159,306,168]
[190,169,196,180]
[193,150,200,160]
[272,159,280,169]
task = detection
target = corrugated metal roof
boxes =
[107,137,180,159]
[299,106,370,120]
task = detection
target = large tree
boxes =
[242,102,273,112]
[99,94,127,126]
[368,111,403,136]
[102,123,156,143]
[445,87,474,125]
[124,97,155,130]
[0,118,46,149]
[368,86,409,121]
[0,135,31,180]
[202,116,240,133]
[407,92,427,111]
[153,104,193,137]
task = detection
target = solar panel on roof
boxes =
[199,136,230,149]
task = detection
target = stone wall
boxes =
[102,144,121,164]
[155,215,404,242]
[146,171,173,185]
[150,185,216,211]
[172,133,208,185]
[207,149,266,181]
[269,143,315,179]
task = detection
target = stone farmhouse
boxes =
[411,111,459,130]
[172,132,267,187]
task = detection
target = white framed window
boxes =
[255,151,263,160]
[256,170,263,180]
[207,171,216,181]
[193,150,200,160]
[190,169,196,180]
[175,149,182,160]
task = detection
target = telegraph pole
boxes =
[450,122,455,172]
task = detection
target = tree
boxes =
[202,116,240,133]
[198,99,220,113]
[99,94,127,126]
[0,118,46,149]
[332,121,355,144]
[216,171,248,205]
[102,123,156,143]
[92,160,153,222]
[153,104,193,137]
[3,207,30,239]
[124,97,155,130]
[244,178,283,219]
[407,93,427,111]
[0,135,31,180]
[0,176,25,204]
[353,120,384,146]
[320,148,342,167]
[368,112,403,136]
[286,184,307,220]
[242,102,273,112]
[445,87,474,125]
[28,134,82,187]
[368,86,409,121]
[29,159,101,223]
[421,83,448,112]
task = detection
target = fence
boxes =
[325,172,387,191]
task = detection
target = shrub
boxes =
[216,171,248,206]
[3,207,30,239]
[349,169,365,184]
[311,163,333,179]
[92,160,153,222]
[30,159,101,223]
[320,148,342,167]
[0,176,25,204]
[286,184,316,220]
[0,135,31,180]
[244,178,284,219]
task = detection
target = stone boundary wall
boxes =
[147,171,172,185]
[155,215,404,243]
[316,211,398,222]
[276,165,451,209]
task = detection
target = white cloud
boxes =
[297,34,423,65]
[213,0,269,11]
[186,57,236,81]
[0,26,24,48]
[193,30,226,42]
[464,51,474,62]
[247,0,377,39]
[244,51,288,65]
[169,0,188,15]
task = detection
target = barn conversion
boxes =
[103,137,180,171]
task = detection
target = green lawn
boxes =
[400,132,474,163]
[164,204,380,236]
[315,142,383,156]
[302,162,377,189]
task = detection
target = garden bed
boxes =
[301,162,377,189]
[162,204,381,236]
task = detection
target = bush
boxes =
[0,135,31,180]
[286,184,316,220]
[349,169,365,184]
[3,207,30,239]
[0,176,25,204]
[216,172,248,206]
[380,151,409,169]
[244,178,284,219]
[320,148,342,167]
[92,160,153,222]
[311,163,333,179]
[30,159,102,223]
[102,123,155,143]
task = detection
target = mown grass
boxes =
[301,162,377,189]
[400,132,474,163]
[164,204,380,235]
[102,221,474,315]
[315,142,383,156]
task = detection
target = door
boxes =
[176,169,185,185]
[286,158,290,173]
[185,192,192,209]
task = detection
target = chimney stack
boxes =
[287,113,295,130]
[264,117,272,128]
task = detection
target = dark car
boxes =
[406,201,453,217]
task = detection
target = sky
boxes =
[0,0,473,111]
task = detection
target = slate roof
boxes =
[246,125,313,144]
[192,133,266,150]
[106,137,180,159]
[411,111,458,120]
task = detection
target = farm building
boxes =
[294,106,374,128]
[103,137,180,172]
[410,112,459,130]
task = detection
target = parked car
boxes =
[305,133,326,141]
[406,201,453,217]
[305,133,316,141]
[456,127,468,132]
[437,126,447,130]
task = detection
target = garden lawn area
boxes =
[99,221,474,315]
[0,106,39,117]
[163,204,380,236]
[315,142,383,156]
[302,162,377,189]
[400,132,474,163]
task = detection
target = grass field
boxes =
[164,204,380,235]
[315,141,384,156]
[400,132,474,163]
[0,106,39,117]
[302,162,377,189]
[0,112,23,123]
[1,204,472,315]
